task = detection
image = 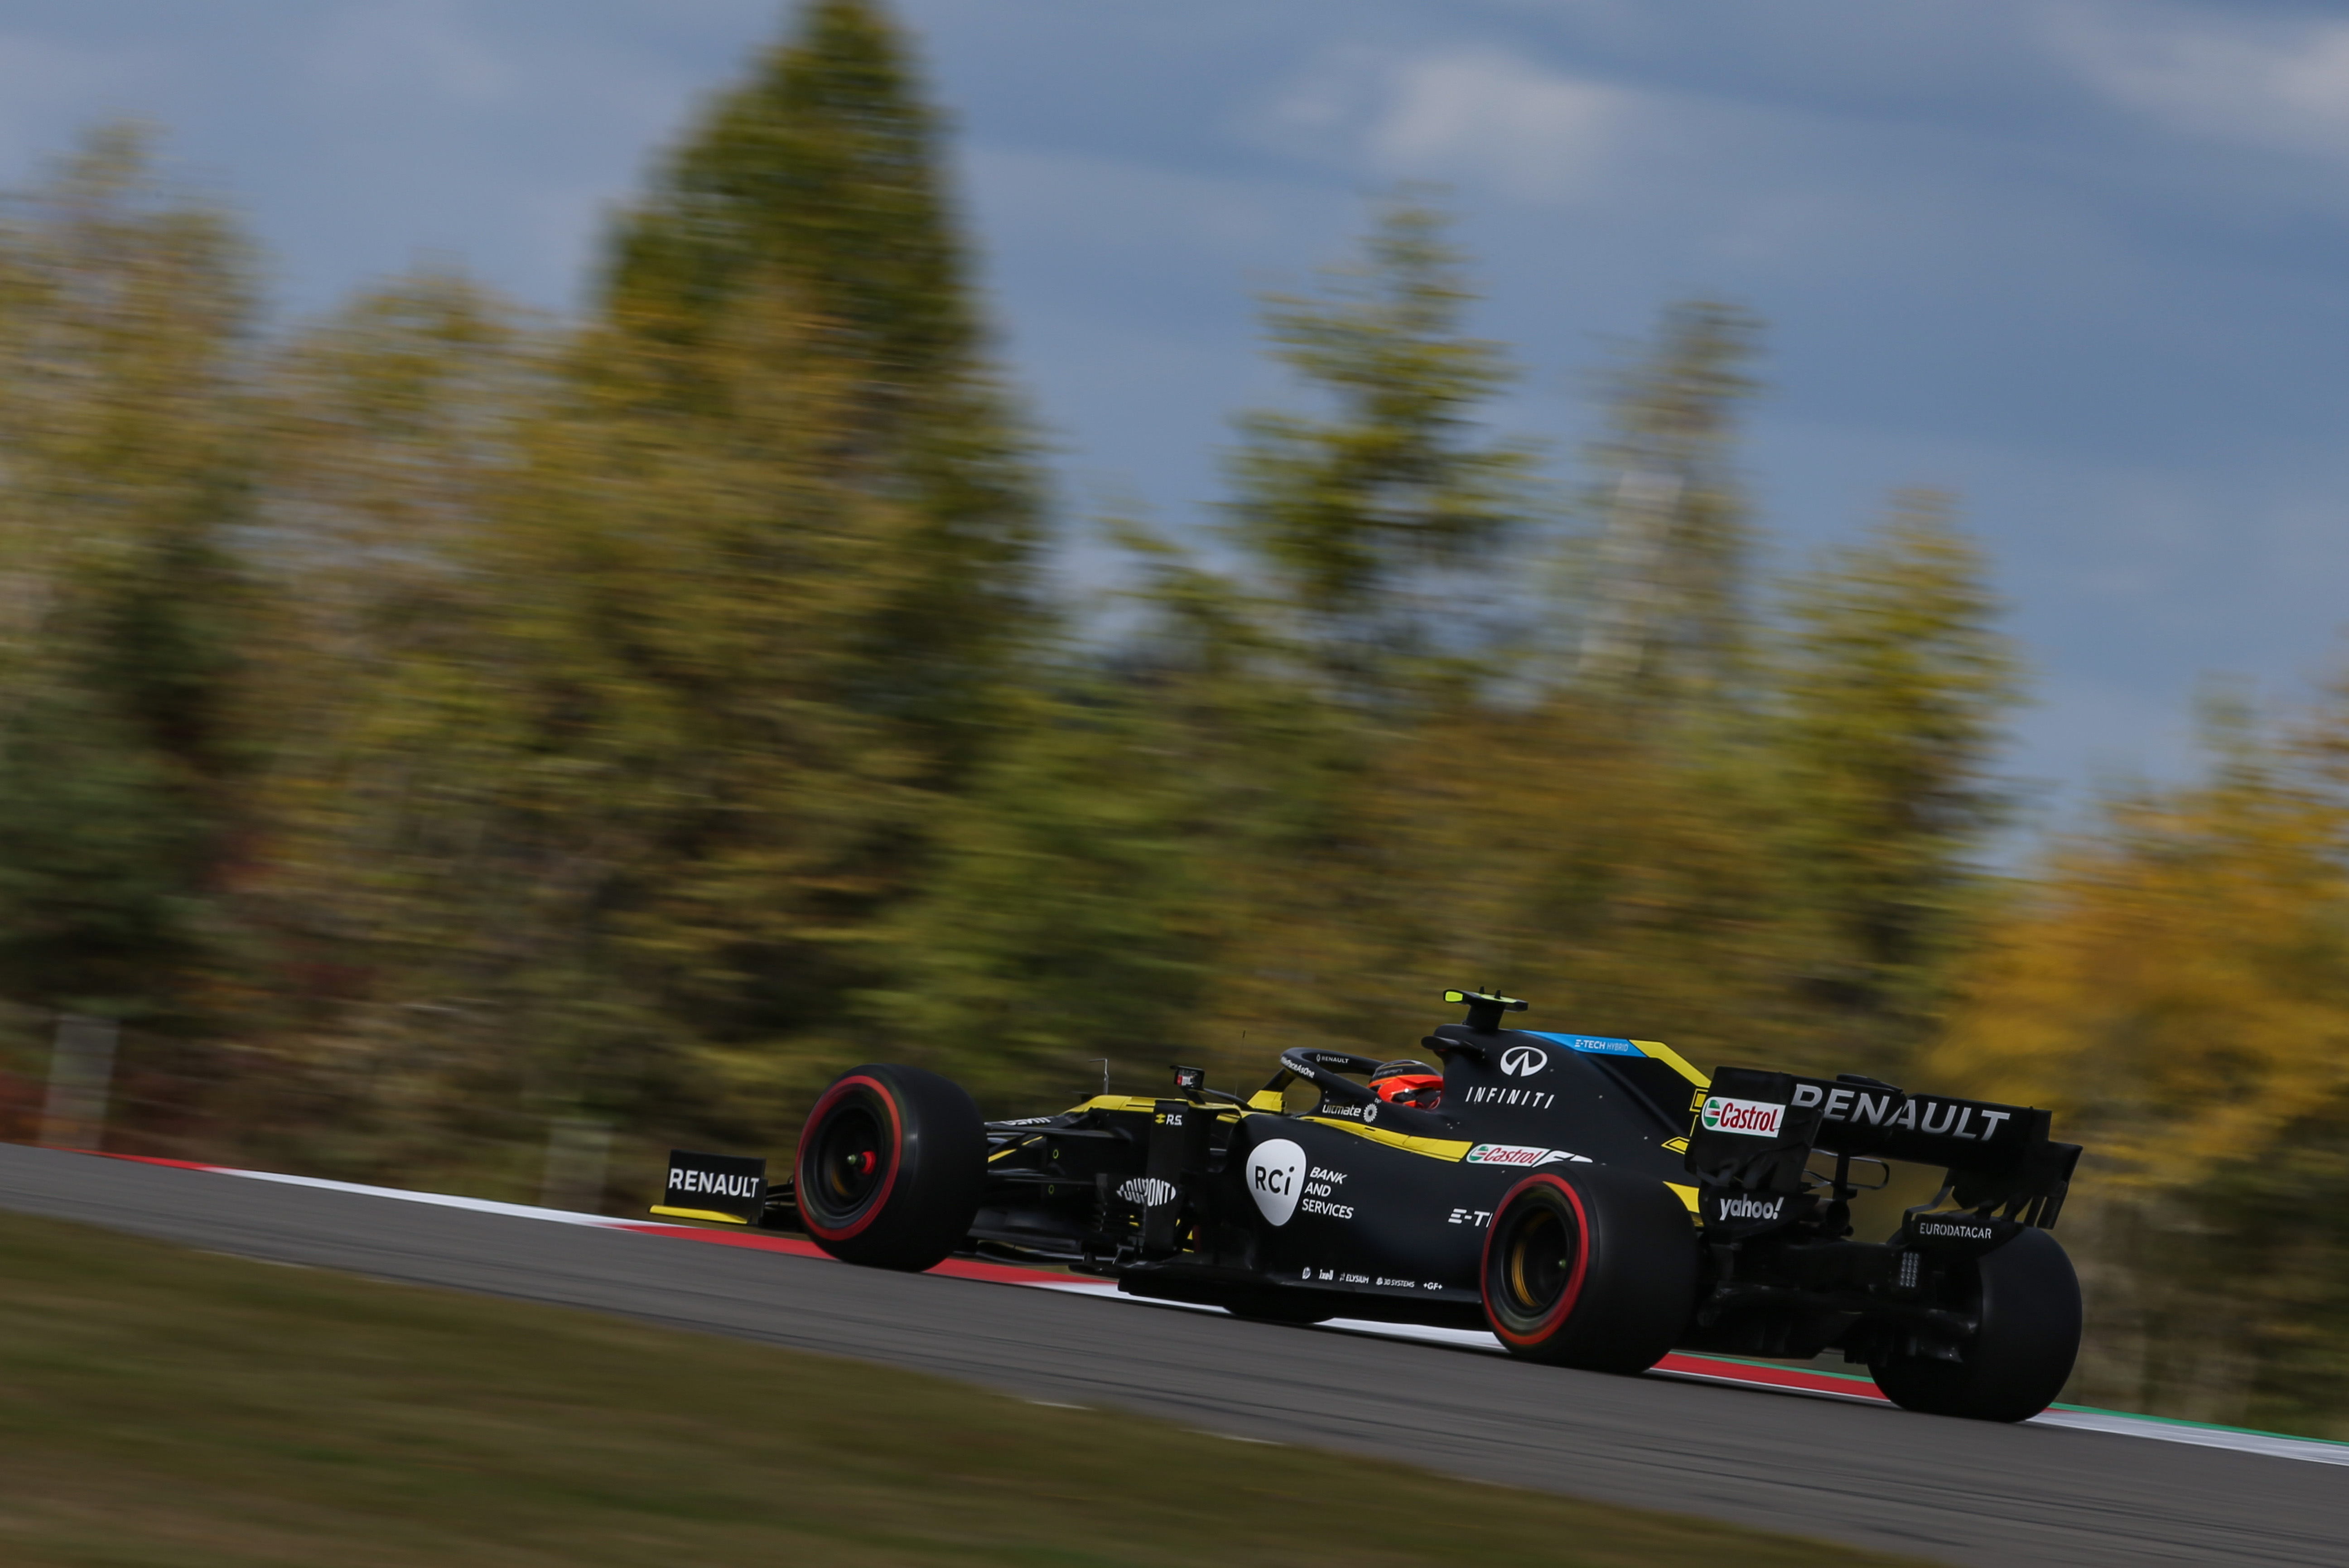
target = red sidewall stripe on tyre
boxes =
[795,1075,903,1243]
[1481,1173,1591,1348]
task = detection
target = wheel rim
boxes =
[1500,1206,1575,1317]
[797,1078,903,1237]
[1481,1177,1593,1346]
[811,1103,886,1216]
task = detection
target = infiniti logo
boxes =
[1499,1046,1548,1078]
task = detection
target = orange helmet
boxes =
[1370,1058,1443,1107]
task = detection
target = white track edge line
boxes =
[190,1165,642,1227]
[2030,1409,2349,1467]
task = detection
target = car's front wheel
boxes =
[1871,1227,2081,1422]
[1481,1166,1698,1373]
[795,1063,984,1272]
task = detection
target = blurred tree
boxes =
[601,0,1039,778]
[878,676,1220,1106]
[234,271,560,1179]
[1223,193,1534,705]
[1769,492,2024,1069]
[605,0,970,379]
[238,0,1056,1162]
[1419,712,1815,1064]
[884,502,1380,1103]
[1934,712,2349,1191]
[1113,197,1540,1069]
[1296,297,1800,1076]
[576,0,1043,1124]
[264,269,549,613]
[0,126,261,1023]
[531,294,965,1122]
[268,288,967,1158]
[1575,301,1760,720]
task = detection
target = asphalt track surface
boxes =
[2,1145,2342,1568]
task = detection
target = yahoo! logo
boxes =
[1498,1046,1549,1078]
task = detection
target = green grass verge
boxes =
[0,1210,1939,1568]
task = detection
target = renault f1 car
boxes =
[655,989,2086,1422]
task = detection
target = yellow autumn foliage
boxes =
[1924,701,2349,1433]
[1933,720,2349,1187]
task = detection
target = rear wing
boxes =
[1686,1066,2082,1229]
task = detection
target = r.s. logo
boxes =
[1246,1138,1307,1226]
[1499,1045,1549,1078]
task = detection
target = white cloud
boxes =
[1266,45,1630,203]
[2053,3,2349,163]
[1376,48,1623,198]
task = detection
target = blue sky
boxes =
[8,0,2349,827]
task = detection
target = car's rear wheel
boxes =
[795,1063,984,1272]
[1871,1227,2081,1422]
[1481,1166,1698,1372]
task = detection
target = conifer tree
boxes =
[606,0,967,368]
[1771,492,2022,1059]
[1223,194,1532,704]
[304,0,1055,1131]
[1575,301,1760,717]
[600,0,1038,777]
[207,3,1049,1155]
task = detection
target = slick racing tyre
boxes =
[795,1063,984,1272]
[1871,1227,2082,1422]
[1481,1165,1698,1373]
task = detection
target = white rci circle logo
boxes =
[1499,1046,1548,1078]
[1245,1139,1307,1226]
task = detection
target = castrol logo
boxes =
[1463,1143,1587,1167]
[1699,1095,1786,1137]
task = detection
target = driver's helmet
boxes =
[1370,1058,1443,1109]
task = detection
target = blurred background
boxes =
[1,0,2347,1439]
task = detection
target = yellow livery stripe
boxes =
[1634,1039,1711,1088]
[1063,1094,1167,1115]
[649,1205,750,1225]
[1300,1116,1475,1162]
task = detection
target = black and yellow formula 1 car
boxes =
[655,989,2087,1422]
